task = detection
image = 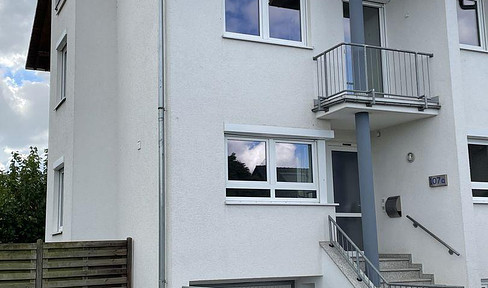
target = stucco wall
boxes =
[45,0,76,242]
[371,0,473,286]
[164,0,340,286]
[116,0,161,286]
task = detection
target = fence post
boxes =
[127,237,133,288]
[35,239,43,288]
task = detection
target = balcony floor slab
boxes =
[315,102,439,130]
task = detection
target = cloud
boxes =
[0,1,49,169]
[228,140,266,173]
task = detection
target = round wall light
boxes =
[407,152,415,163]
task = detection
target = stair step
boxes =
[381,268,422,282]
[356,258,412,269]
[390,278,434,284]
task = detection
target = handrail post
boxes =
[328,216,334,247]
[414,52,420,98]
[35,239,43,288]
[364,45,369,92]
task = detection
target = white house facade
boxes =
[25,0,488,287]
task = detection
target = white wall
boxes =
[116,0,161,286]
[164,0,340,286]
[371,0,476,286]
[46,0,76,242]
[459,23,488,285]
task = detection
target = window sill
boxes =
[54,97,66,111]
[225,200,339,206]
[223,33,313,50]
[460,45,488,55]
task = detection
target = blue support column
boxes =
[350,0,380,282]
[355,112,380,284]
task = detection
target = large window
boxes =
[226,137,318,201]
[224,0,307,46]
[457,0,487,48]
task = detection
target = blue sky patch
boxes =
[1,66,44,86]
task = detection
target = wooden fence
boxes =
[0,238,132,288]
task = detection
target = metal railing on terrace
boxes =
[313,43,439,111]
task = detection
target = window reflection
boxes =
[227,140,267,181]
[276,143,312,183]
[457,0,480,46]
[225,0,260,36]
[269,0,301,41]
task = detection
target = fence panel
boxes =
[0,238,132,288]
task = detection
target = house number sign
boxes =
[429,174,448,187]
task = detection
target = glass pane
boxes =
[275,190,317,198]
[225,0,260,36]
[276,143,313,183]
[457,0,480,46]
[228,139,267,181]
[332,151,361,213]
[269,0,301,41]
[336,217,363,251]
[473,189,488,197]
[226,188,270,197]
[468,144,488,182]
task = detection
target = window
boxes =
[226,137,318,201]
[482,279,488,288]
[468,139,488,201]
[224,0,307,46]
[56,34,67,109]
[195,281,294,288]
[55,168,65,233]
[457,0,487,48]
[54,0,67,14]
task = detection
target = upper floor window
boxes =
[224,0,307,46]
[55,34,67,109]
[457,0,487,48]
[54,0,67,14]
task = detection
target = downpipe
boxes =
[158,0,166,287]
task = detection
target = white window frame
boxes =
[224,124,334,205]
[53,158,65,235]
[458,0,488,51]
[223,0,309,48]
[55,33,67,110]
[467,137,488,203]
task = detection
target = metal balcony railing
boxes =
[314,43,439,111]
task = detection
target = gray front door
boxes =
[332,150,363,250]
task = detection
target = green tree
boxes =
[0,147,47,243]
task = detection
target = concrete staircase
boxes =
[358,254,435,285]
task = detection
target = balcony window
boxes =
[457,0,487,48]
[226,137,318,201]
[224,0,307,46]
[468,139,488,202]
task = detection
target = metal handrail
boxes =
[406,215,461,256]
[328,216,463,288]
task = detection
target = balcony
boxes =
[313,43,440,130]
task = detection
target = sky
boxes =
[0,1,49,171]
